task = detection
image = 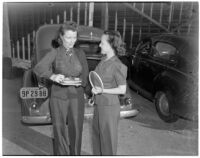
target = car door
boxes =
[137,38,179,91]
[133,39,156,92]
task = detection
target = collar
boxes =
[60,46,74,56]
[102,55,117,62]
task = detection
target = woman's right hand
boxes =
[92,87,103,95]
[50,74,65,83]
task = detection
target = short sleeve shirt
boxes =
[95,55,127,88]
[95,55,127,106]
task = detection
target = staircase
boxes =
[5,2,198,70]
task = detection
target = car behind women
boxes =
[129,34,198,123]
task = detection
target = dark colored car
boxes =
[128,34,198,123]
[20,24,134,124]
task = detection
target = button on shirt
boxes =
[54,47,82,77]
[95,55,127,106]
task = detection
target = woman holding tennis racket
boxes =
[91,30,127,155]
[33,21,88,155]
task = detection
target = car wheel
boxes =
[155,91,178,123]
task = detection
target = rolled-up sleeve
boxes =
[114,63,127,86]
[33,50,57,78]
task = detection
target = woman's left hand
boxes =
[92,86,103,95]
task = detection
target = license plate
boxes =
[20,87,48,99]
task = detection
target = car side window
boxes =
[154,42,177,60]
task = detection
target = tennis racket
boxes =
[88,71,104,106]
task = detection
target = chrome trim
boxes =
[86,56,101,60]
[22,116,51,124]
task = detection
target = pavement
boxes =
[2,76,198,156]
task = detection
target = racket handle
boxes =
[88,94,95,106]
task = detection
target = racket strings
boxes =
[89,71,104,105]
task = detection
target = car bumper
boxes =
[21,105,139,124]
[22,115,51,124]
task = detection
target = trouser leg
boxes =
[50,97,70,155]
[98,105,120,155]
[92,106,101,155]
[68,87,85,155]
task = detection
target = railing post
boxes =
[84,3,88,25]
[33,30,36,43]
[70,7,73,21]
[27,34,30,60]
[159,3,164,24]
[149,3,154,33]
[150,3,153,19]
[130,24,134,48]
[141,3,144,13]
[51,19,54,24]
[88,2,94,27]
[168,2,174,30]
[122,18,126,42]
[139,27,142,41]
[115,11,118,31]
[77,2,80,25]
[22,37,25,60]
[64,10,67,22]
[57,14,60,24]
[178,2,183,24]
[187,2,194,35]
[17,40,20,59]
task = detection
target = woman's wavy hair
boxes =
[52,21,78,48]
[104,30,126,56]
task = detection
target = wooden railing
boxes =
[9,2,197,70]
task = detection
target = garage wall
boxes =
[6,2,199,60]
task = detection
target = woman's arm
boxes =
[92,85,126,95]
[103,85,126,94]
[33,49,57,79]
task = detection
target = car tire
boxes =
[155,91,178,123]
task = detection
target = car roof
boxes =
[140,33,198,63]
[150,33,197,55]
[35,23,103,62]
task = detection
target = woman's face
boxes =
[99,34,112,55]
[60,30,77,49]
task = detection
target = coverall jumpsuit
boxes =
[33,46,89,155]
[92,55,127,155]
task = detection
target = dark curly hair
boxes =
[104,30,126,56]
[52,21,78,48]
